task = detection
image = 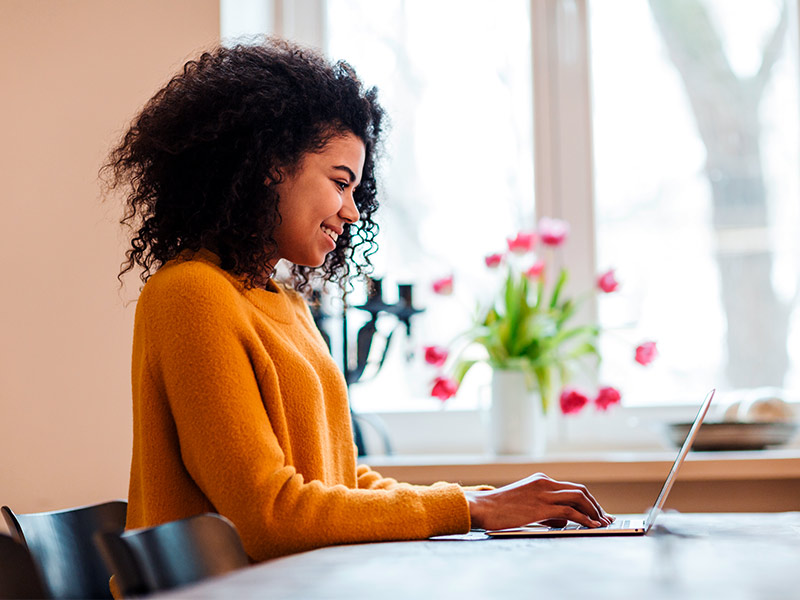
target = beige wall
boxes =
[0,0,220,530]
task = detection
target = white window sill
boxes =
[354,403,800,457]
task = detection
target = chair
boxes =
[95,513,249,597]
[0,534,49,599]
[2,500,127,599]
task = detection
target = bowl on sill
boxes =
[666,421,799,451]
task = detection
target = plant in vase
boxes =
[423,218,657,454]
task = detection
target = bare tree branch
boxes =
[753,0,789,95]
[647,0,736,87]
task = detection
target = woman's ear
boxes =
[265,167,284,186]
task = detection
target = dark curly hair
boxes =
[102,37,384,292]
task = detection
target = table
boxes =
[158,512,800,599]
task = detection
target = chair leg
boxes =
[1,507,26,548]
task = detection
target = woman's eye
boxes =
[334,180,347,192]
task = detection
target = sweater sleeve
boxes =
[138,269,470,561]
[356,463,405,490]
[357,464,494,492]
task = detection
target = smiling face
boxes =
[269,132,365,269]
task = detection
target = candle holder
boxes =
[310,277,424,456]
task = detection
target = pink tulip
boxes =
[423,345,449,368]
[431,376,458,402]
[524,259,546,279]
[538,217,569,246]
[506,231,537,254]
[594,386,622,411]
[635,341,658,366]
[484,253,504,268]
[432,275,454,295]
[597,269,619,293]
[559,387,589,415]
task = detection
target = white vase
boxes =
[489,369,547,456]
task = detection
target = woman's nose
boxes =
[340,191,360,224]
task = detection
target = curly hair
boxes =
[102,37,384,292]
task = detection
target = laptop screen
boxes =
[644,389,715,530]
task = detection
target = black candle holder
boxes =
[310,277,424,456]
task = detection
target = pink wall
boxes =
[0,0,220,530]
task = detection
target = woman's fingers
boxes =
[548,481,614,525]
[552,489,612,526]
[466,474,614,530]
[538,518,569,528]
[555,505,605,528]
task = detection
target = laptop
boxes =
[485,388,715,538]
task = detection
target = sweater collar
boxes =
[183,248,298,323]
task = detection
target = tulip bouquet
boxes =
[425,218,657,416]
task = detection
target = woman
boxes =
[104,38,612,562]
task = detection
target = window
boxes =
[220,1,800,452]
[590,0,800,406]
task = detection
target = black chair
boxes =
[0,533,49,599]
[95,513,250,597]
[2,500,127,599]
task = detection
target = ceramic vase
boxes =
[489,369,547,456]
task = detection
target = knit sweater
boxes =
[126,249,471,561]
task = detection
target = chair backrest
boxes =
[2,500,127,599]
[96,513,249,597]
[0,533,49,599]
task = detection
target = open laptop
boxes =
[485,388,715,538]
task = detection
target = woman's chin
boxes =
[289,255,327,269]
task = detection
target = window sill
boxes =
[364,448,800,513]
[365,447,800,484]
[355,403,800,456]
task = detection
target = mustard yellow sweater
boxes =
[126,250,471,561]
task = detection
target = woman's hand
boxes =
[463,472,614,530]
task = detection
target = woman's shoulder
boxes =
[139,250,242,310]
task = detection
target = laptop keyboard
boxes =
[551,519,632,531]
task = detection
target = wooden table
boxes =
[158,512,800,599]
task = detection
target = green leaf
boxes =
[532,365,556,412]
[551,324,598,347]
[516,313,557,356]
[562,341,600,361]
[556,299,575,327]
[452,359,479,386]
[535,277,545,309]
[483,307,499,327]
[549,268,568,308]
